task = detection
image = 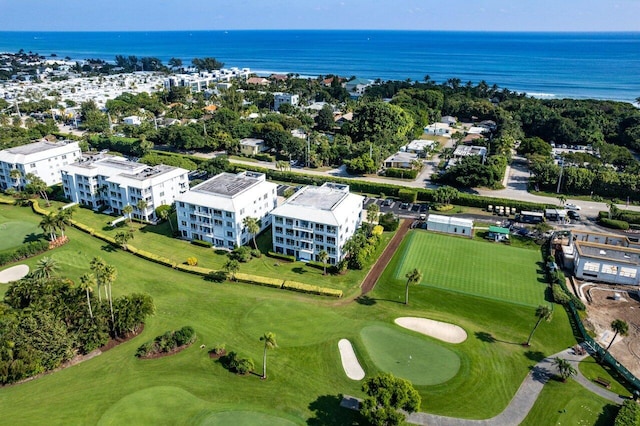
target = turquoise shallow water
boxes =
[1,30,639,102]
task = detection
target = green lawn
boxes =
[521,378,618,426]
[36,200,392,297]
[579,356,633,398]
[0,208,43,250]
[393,230,547,307]
[360,324,460,385]
[0,203,619,424]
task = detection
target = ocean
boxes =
[0,30,639,103]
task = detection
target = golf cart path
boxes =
[345,346,623,426]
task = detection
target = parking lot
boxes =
[363,197,429,219]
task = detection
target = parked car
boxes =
[411,204,420,212]
[567,210,581,220]
[400,202,409,209]
[420,204,429,212]
[565,203,581,211]
[382,199,393,207]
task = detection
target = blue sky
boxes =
[0,0,639,32]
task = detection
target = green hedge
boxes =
[267,251,296,262]
[614,400,640,426]
[398,188,418,203]
[191,239,213,248]
[599,218,630,230]
[130,247,177,268]
[385,168,418,179]
[0,240,49,266]
[174,263,214,276]
[282,280,343,297]
[234,272,283,288]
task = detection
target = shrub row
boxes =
[599,218,630,230]
[175,263,213,276]
[398,188,418,203]
[0,240,49,267]
[267,251,296,262]
[234,272,283,288]
[136,326,196,358]
[191,239,213,248]
[384,168,418,179]
[128,246,177,268]
[545,258,586,311]
[282,280,343,297]
[614,400,640,426]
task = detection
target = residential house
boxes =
[384,151,419,169]
[424,123,452,136]
[273,92,299,111]
[270,183,364,264]
[122,115,142,126]
[239,138,268,156]
[405,140,437,157]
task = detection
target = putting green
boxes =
[0,220,42,251]
[360,325,460,386]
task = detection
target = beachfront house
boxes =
[270,183,364,264]
[0,140,81,190]
[175,171,277,249]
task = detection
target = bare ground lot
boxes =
[580,281,640,377]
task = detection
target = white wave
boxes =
[526,92,556,99]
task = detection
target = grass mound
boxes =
[0,219,41,251]
[360,324,460,386]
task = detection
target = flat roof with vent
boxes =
[287,183,349,211]
[192,172,264,197]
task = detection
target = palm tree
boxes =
[553,357,576,381]
[607,200,619,220]
[103,264,118,336]
[39,213,58,241]
[526,305,553,346]
[223,259,240,281]
[260,332,277,379]
[557,195,566,207]
[9,168,22,190]
[55,207,75,238]
[318,250,329,275]
[243,216,260,249]
[32,256,59,280]
[115,228,134,250]
[25,173,50,206]
[79,273,96,319]
[607,319,629,351]
[159,208,174,234]
[123,204,134,223]
[404,268,423,305]
[136,199,149,222]
[89,257,106,302]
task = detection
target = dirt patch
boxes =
[209,349,227,359]
[100,325,144,352]
[581,283,640,377]
[360,219,411,295]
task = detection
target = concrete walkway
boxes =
[345,345,624,426]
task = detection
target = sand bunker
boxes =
[0,264,29,283]
[395,317,467,344]
[338,339,365,380]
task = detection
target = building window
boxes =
[601,264,618,275]
[583,261,600,272]
[275,217,283,224]
[227,231,233,237]
[225,212,232,218]
[620,267,637,278]
[181,221,187,226]
[226,221,232,227]
[275,226,283,234]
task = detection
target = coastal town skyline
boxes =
[0,0,639,32]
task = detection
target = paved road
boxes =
[229,156,640,218]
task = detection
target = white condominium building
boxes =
[61,154,188,221]
[175,171,277,249]
[270,183,364,265]
[0,140,81,190]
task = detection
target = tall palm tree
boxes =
[89,257,106,302]
[526,305,553,346]
[123,204,134,223]
[242,216,260,249]
[55,207,75,238]
[39,213,58,241]
[607,319,629,351]
[366,203,379,225]
[404,268,423,305]
[136,199,149,222]
[115,228,134,250]
[32,256,59,280]
[318,250,329,275]
[79,273,96,319]
[9,168,22,190]
[553,357,576,381]
[159,208,174,234]
[557,195,566,207]
[260,332,277,380]
[25,173,50,206]
[103,264,118,336]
